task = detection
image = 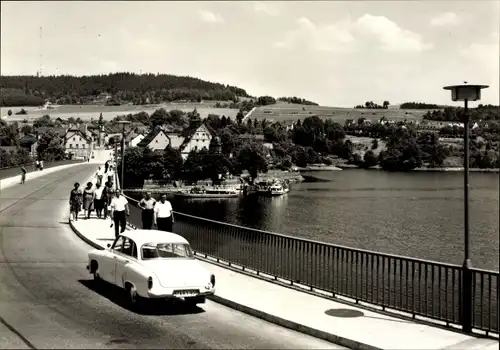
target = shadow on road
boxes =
[78,279,206,316]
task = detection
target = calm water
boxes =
[130,170,499,271]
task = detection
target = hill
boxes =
[0,88,46,107]
[0,73,251,107]
[251,102,439,123]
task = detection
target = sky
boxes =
[1,1,499,107]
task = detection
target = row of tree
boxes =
[423,105,499,121]
[400,102,442,109]
[354,101,390,109]
[0,73,251,106]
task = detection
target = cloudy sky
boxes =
[1,1,499,107]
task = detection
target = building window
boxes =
[79,137,82,141]
[76,144,79,148]
[69,144,72,148]
[82,144,85,148]
[194,146,198,151]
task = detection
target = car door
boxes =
[103,236,124,285]
[98,236,123,283]
[114,238,137,287]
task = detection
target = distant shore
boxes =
[336,164,500,173]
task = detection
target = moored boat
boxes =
[174,186,240,198]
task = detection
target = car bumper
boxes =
[147,288,215,299]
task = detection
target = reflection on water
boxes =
[126,170,499,270]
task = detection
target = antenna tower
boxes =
[38,26,43,77]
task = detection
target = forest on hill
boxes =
[0,73,251,106]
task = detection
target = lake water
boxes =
[128,170,499,271]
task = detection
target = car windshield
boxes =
[141,242,194,260]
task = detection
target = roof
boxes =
[238,133,265,141]
[179,123,215,152]
[36,127,66,137]
[65,127,92,143]
[19,134,37,147]
[137,128,165,147]
[120,229,188,246]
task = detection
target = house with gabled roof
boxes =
[64,126,94,159]
[178,123,215,160]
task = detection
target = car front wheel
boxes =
[126,284,143,309]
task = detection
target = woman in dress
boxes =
[82,182,95,219]
[93,182,105,219]
[69,182,83,221]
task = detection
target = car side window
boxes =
[130,239,138,259]
[121,238,133,257]
[112,236,125,252]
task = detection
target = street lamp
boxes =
[116,120,131,190]
[443,82,488,333]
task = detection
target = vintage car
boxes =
[87,230,216,308]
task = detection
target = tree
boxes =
[371,139,379,150]
[33,115,55,128]
[182,150,205,183]
[150,108,169,129]
[36,131,65,161]
[235,141,268,183]
[163,146,183,180]
[363,150,378,168]
[383,101,390,109]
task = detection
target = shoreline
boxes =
[325,164,500,173]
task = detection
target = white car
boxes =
[87,230,216,308]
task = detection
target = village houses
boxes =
[137,123,214,160]
[64,124,94,159]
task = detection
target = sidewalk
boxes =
[69,211,498,349]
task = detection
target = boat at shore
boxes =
[174,186,240,199]
[268,183,290,196]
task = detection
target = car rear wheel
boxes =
[126,284,143,309]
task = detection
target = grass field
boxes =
[1,102,238,122]
[251,102,440,123]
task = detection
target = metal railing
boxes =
[123,193,498,336]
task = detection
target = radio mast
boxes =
[38,26,43,77]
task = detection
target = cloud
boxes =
[253,2,279,16]
[355,14,433,52]
[275,14,432,53]
[274,17,354,52]
[199,10,224,24]
[430,12,459,27]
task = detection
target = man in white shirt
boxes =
[96,167,104,186]
[110,189,129,237]
[154,194,174,232]
[107,166,115,184]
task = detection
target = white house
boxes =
[129,134,145,148]
[65,127,94,159]
[137,129,173,151]
[179,124,213,160]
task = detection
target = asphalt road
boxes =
[0,164,346,349]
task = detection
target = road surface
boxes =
[0,164,345,349]
[0,160,83,180]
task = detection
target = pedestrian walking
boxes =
[96,167,104,186]
[93,182,105,218]
[139,191,156,229]
[35,160,40,171]
[82,182,95,219]
[107,165,115,184]
[69,182,83,221]
[103,181,114,219]
[153,194,174,232]
[110,189,129,238]
[39,160,44,171]
[104,160,110,174]
[20,165,27,184]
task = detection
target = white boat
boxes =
[269,183,290,196]
[174,187,240,199]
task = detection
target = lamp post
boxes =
[443,83,488,333]
[116,121,131,190]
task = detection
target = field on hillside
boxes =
[252,103,440,123]
[0,102,238,122]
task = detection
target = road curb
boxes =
[207,293,381,350]
[69,218,104,251]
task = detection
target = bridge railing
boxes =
[123,193,498,336]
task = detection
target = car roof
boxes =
[120,229,189,246]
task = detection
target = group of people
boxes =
[138,191,175,232]
[69,161,175,238]
[18,159,44,184]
